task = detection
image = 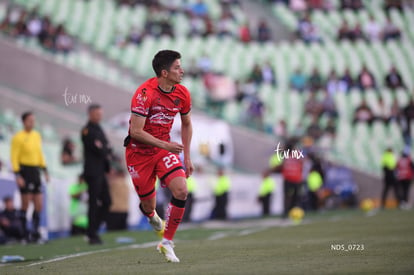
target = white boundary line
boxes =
[26,241,159,267]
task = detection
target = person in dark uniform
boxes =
[81,104,112,244]
[0,196,25,242]
[211,168,230,220]
[381,148,400,208]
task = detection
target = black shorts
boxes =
[19,165,42,194]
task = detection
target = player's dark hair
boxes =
[2,196,12,203]
[88,104,101,113]
[21,111,33,122]
[152,50,181,77]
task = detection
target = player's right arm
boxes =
[10,134,21,173]
[129,114,184,154]
[263,162,283,177]
[10,134,24,188]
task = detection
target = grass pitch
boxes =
[1,209,413,274]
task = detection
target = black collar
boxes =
[158,85,176,94]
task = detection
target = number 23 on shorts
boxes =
[163,154,180,169]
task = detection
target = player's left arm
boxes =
[181,112,194,178]
[38,132,49,182]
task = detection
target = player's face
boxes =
[166,59,184,84]
[23,115,35,131]
[90,108,103,123]
[4,199,13,210]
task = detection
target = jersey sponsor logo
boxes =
[149,112,175,124]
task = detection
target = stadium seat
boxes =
[222,101,240,124]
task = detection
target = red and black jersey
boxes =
[282,158,304,183]
[127,77,191,155]
[396,156,414,181]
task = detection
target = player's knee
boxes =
[169,177,188,200]
[173,187,188,201]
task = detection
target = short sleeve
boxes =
[180,88,192,115]
[131,87,151,117]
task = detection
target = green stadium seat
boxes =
[401,42,414,77]
[52,0,72,25]
[352,139,369,168]
[371,42,391,77]
[357,10,369,26]
[104,65,117,85]
[371,120,387,140]
[120,45,138,69]
[66,1,85,35]
[37,0,54,16]
[343,9,357,27]
[273,3,297,31]
[328,10,342,32]
[349,89,362,107]
[390,9,405,30]
[107,45,122,61]
[75,50,92,71]
[395,88,409,106]
[222,101,240,124]
[41,124,58,142]
[312,11,330,37]
[334,92,349,119]
[91,59,107,79]
[379,88,393,106]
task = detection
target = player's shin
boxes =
[163,197,186,241]
[32,211,40,233]
[139,203,155,218]
[19,210,28,240]
[140,202,164,236]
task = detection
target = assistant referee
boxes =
[10,111,49,243]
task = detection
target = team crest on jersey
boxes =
[141,88,147,102]
[173,98,180,106]
[136,88,147,103]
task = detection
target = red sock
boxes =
[164,203,185,240]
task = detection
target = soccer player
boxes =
[125,50,193,263]
[10,111,49,242]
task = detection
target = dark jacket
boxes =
[81,121,111,177]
